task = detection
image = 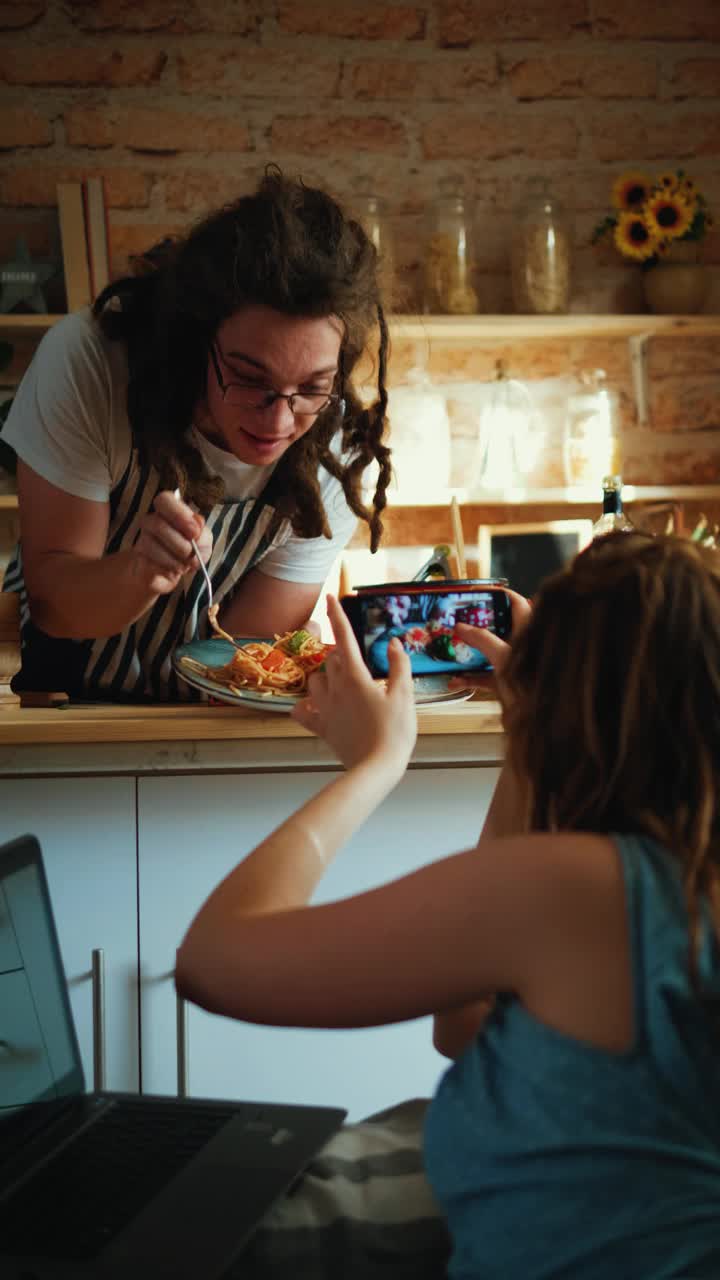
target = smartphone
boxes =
[341,579,512,678]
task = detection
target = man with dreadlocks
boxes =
[2,170,392,702]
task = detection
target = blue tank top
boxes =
[424,834,720,1279]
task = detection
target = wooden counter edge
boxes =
[0,700,503,745]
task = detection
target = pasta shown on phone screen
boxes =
[341,584,511,678]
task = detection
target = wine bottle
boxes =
[592,475,634,538]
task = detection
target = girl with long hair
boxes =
[178,531,720,1278]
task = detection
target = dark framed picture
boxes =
[477,520,593,599]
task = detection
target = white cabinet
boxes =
[137,767,498,1120]
[0,778,139,1092]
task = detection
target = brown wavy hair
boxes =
[93,170,392,550]
[502,531,720,994]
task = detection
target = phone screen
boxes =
[346,588,511,678]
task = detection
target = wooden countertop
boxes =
[0,694,502,747]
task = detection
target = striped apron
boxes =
[3,450,286,702]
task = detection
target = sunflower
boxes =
[613,210,658,261]
[656,171,680,193]
[645,192,694,241]
[611,171,652,211]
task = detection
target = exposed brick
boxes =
[110,221,186,274]
[176,49,341,96]
[64,106,252,152]
[624,436,720,483]
[271,114,407,155]
[0,215,57,257]
[0,108,52,149]
[589,110,720,161]
[0,1,45,28]
[422,111,577,160]
[65,0,261,35]
[346,55,497,100]
[669,59,720,100]
[277,1,426,41]
[506,55,656,100]
[649,379,720,432]
[436,0,588,47]
[164,169,262,213]
[0,167,150,209]
[0,47,167,87]
[592,0,720,41]
[648,337,720,377]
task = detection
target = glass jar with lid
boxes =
[357,195,395,305]
[423,194,478,315]
[563,369,620,488]
[511,178,573,314]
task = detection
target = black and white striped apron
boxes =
[3,449,286,703]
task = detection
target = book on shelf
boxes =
[82,175,110,299]
[56,181,92,313]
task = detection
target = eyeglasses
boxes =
[210,344,340,418]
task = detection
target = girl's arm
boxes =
[433,603,531,1058]
[175,596,631,1055]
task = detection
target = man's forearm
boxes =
[26,549,161,639]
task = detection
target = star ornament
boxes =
[0,238,57,314]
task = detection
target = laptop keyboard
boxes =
[0,1096,240,1259]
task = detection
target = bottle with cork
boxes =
[591,475,634,539]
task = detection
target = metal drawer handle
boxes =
[176,993,189,1098]
[91,948,106,1092]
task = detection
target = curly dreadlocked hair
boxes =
[93,170,392,551]
[502,530,720,1004]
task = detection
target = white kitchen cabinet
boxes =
[137,766,498,1120]
[0,777,139,1092]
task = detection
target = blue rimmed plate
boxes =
[173,637,475,712]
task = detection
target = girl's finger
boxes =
[454,621,509,669]
[326,595,368,673]
[507,588,532,632]
[385,636,413,697]
[305,667,329,707]
[290,697,322,734]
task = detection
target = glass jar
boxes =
[424,195,478,315]
[563,369,620,488]
[357,195,395,303]
[511,180,573,314]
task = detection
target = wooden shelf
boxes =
[387,484,720,508]
[1,313,719,341]
[389,314,720,340]
[0,314,64,334]
[2,485,719,515]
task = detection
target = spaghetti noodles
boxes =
[179,628,332,700]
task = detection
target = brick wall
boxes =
[0,0,718,491]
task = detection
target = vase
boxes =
[642,241,709,315]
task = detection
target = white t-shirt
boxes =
[2,309,358,584]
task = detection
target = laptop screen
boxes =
[0,835,84,1125]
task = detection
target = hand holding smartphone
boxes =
[340,579,512,679]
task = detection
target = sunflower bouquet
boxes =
[591,169,713,268]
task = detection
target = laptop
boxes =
[0,834,346,1279]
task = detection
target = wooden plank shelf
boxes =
[1,313,719,340]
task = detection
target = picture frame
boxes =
[477,519,593,599]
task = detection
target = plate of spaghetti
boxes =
[174,631,478,711]
[173,629,333,710]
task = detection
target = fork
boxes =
[173,488,240,648]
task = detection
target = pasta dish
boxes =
[179,628,332,699]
